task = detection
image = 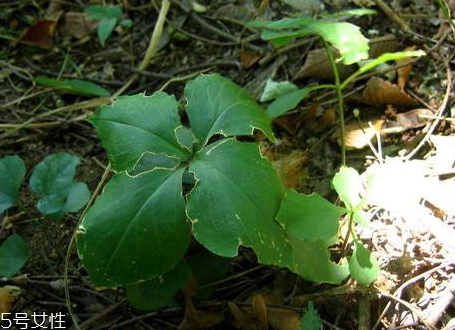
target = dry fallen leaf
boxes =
[0,287,13,315]
[241,51,261,68]
[179,296,224,330]
[368,34,399,58]
[267,308,301,330]
[363,77,418,106]
[272,151,308,188]
[64,12,97,39]
[252,294,268,330]
[294,48,354,81]
[18,18,60,49]
[383,108,433,133]
[396,46,417,90]
[333,119,384,150]
[228,302,262,330]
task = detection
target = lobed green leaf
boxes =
[187,139,293,268]
[185,74,275,146]
[276,190,346,242]
[77,168,190,286]
[90,93,189,172]
[29,153,89,219]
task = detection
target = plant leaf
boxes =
[260,79,298,102]
[77,168,190,286]
[0,234,30,278]
[300,301,322,330]
[266,88,312,118]
[126,260,192,311]
[357,50,426,75]
[332,166,363,210]
[62,182,91,213]
[34,76,110,97]
[97,17,117,47]
[320,8,377,18]
[349,240,379,286]
[276,190,346,242]
[29,153,80,196]
[187,139,293,268]
[253,18,370,64]
[29,153,89,219]
[290,235,349,283]
[0,156,26,214]
[185,74,275,146]
[90,93,190,172]
[86,5,123,21]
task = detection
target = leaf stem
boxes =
[323,40,346,166]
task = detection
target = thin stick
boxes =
[115,0,171,96]
[64,164,111,330]
[404,56,451,160]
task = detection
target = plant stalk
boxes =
[323,40,346,166]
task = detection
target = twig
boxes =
[379,291,438,330]
[372,262,454,330]
[370,0,411,32]
[115,0,171,96]
[404,55,451,160]
[79,299,126,329]
[64,163,112,330]
[0,98,109,140]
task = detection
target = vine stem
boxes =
[323,39,346,166]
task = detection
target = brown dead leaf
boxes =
[396,46,416,90]
[267,308,301,330]
[0,287,12,315]
[363,77,418,106]
[18,19,59,49]
[179,297,224,330]
[368,34,399,58]
[334,120,384,150]
[240,51,261,68]
[300,106,336,134]
[252,294,268,330]
[228,302,261,330]
[272,151,308,188]
[383,108,433,133]
[294,48,354,81]
[64,12,97,39]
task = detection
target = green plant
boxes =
[75,12,428,311]
[86,5,133,47]
[29,153,91,220]
[0,234,30,278]
[34,76,110,97]
[0,155,26,214]
[0,153,90,278]
[248,14,425,286]
[76,72,379,304]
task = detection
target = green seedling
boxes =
[76,73,371,305]
[30,153,90,220]
[86,5,133,47]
